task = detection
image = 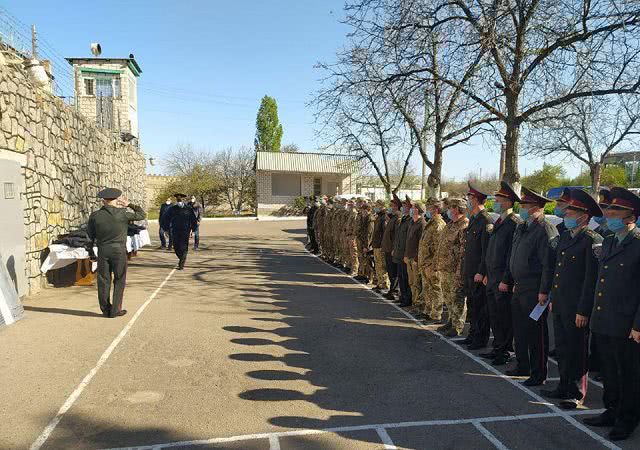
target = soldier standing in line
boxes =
[419,197,447,322]
[382,195,402,300]
[325,198,336,263]
[164,193,198,270]
[314,196,327,258]
[393,196,413,306]
[582,187,640,442]
[480,182,522,366]
[87,188,146,318]
[541,189,602,409]
[594,188,615,239]
[463,184,493,350]
[371,199,389,292]
[306,196,319,254]
[333,197,345,269]
[345,199,359,276]
[355,200,369,281]
[554,188,572,235]
[436,198,469,337]
[504,187,558,386]
[405,201,426,313]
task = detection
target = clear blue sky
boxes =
[5,1,579,179]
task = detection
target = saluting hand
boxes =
[575,314,589,328]
[482,276,488,286]
[630,329,640,344]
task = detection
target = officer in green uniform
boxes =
[87,188,146,318]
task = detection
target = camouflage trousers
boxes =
[373,248,389,289]
[421,268,443,320]
[357,241,373,280]
[344,237,357,275]
[407,259,423,307]
[441,272,467,334]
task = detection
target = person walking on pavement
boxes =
[582,187,640,441]
[189,196,203,251]
[393,196,413,307]
[436,198,469,337]
[419,197,447,322]
[480,182,522,366]
[541,188,602,410]
[504,187,558,386]
[87,188,146,318]
[158,197,173,249]
[463,183,493,350]
[306,196,319,254]
[165,193,198,270]
[382,194,402,300]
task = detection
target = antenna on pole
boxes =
[31,24,37,59]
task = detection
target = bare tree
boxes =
[523,95,640,195]
[410,0,640,189]
[163,143,212,177]
[211,146,256,212]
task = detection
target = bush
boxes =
[292,196,307,214]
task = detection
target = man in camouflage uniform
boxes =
[419,197,447,321]
[371,199,389,291]
[356,200,372,282]
[405,201,426,313]
[324,198,336,262]
[345,199,359,276]
[314,197,327,258]
[436,198,470,337]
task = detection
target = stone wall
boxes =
[0,61,145,295]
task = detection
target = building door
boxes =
[96,78,114,129]
[313,177,322,196]
[0,158,26,297]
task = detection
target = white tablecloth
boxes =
[40,229,151,274]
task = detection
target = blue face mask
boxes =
[425,211,432,220]
[387,207,392,214]
[493,202,503,214]
[554,207,565,218]
[563,217,579,230]
[519,208,530,221]
[594,216,606,225]
[447,210,454,221]
[607,218,627,233]
[466,199,473,210]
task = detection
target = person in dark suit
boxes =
[583,187,640,441]
[393,196,413,306]
[306,197,319,254]
[164,193,198,270]
[87,188,146,317]
[504,187,559,386]
[480,182,522,366]
[158,197,173,249]
[541,189,603,409]
[463,183,493,349]
[382,194,402,300]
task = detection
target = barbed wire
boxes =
[0,6,76,102]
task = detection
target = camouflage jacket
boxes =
[345,208,358,238]
[435,216,469,276]
[418,214,447,271]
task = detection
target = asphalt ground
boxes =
[0,219,638,449]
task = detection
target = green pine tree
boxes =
[255,95,283,152]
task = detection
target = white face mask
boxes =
[165,200,171,205]
[177,201,184,207]
[191,198,196,203]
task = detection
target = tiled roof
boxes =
[255,151,360,174]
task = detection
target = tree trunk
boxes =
[590,163,602,198]
[503,97,521,195]
[427,140,444,199]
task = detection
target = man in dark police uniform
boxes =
[164,193,198,270]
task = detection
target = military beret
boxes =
[375,199,385,207]
[567,188,603,217]
[520,187,551,207]
[494,181,521,203]
[97,188,122,199]
[425,197,443,208]
[598,187,612,207]
[391,193,402,207]
[467,182,488,202]
[173,193,187,198]
[608,187,640,217]
[413,201,425,213]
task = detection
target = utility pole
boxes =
[31,24,38,59]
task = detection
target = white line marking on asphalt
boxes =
[305,251,621,450]
[30,268,178,450]
[269,434,281,450]
[101,409,606,450]
[376,427,397,449]
[473,421,510,450]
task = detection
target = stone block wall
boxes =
[0,61,145,294]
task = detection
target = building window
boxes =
[4,182,15,199]
[95,78,114,97]
[84,78,94,96]
[272,173,301,196]
[114,78,121,97]
[313,177,322,196]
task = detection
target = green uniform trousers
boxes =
[97,244,128,317]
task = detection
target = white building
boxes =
[66,55,142,138]
[255,151,360,216]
